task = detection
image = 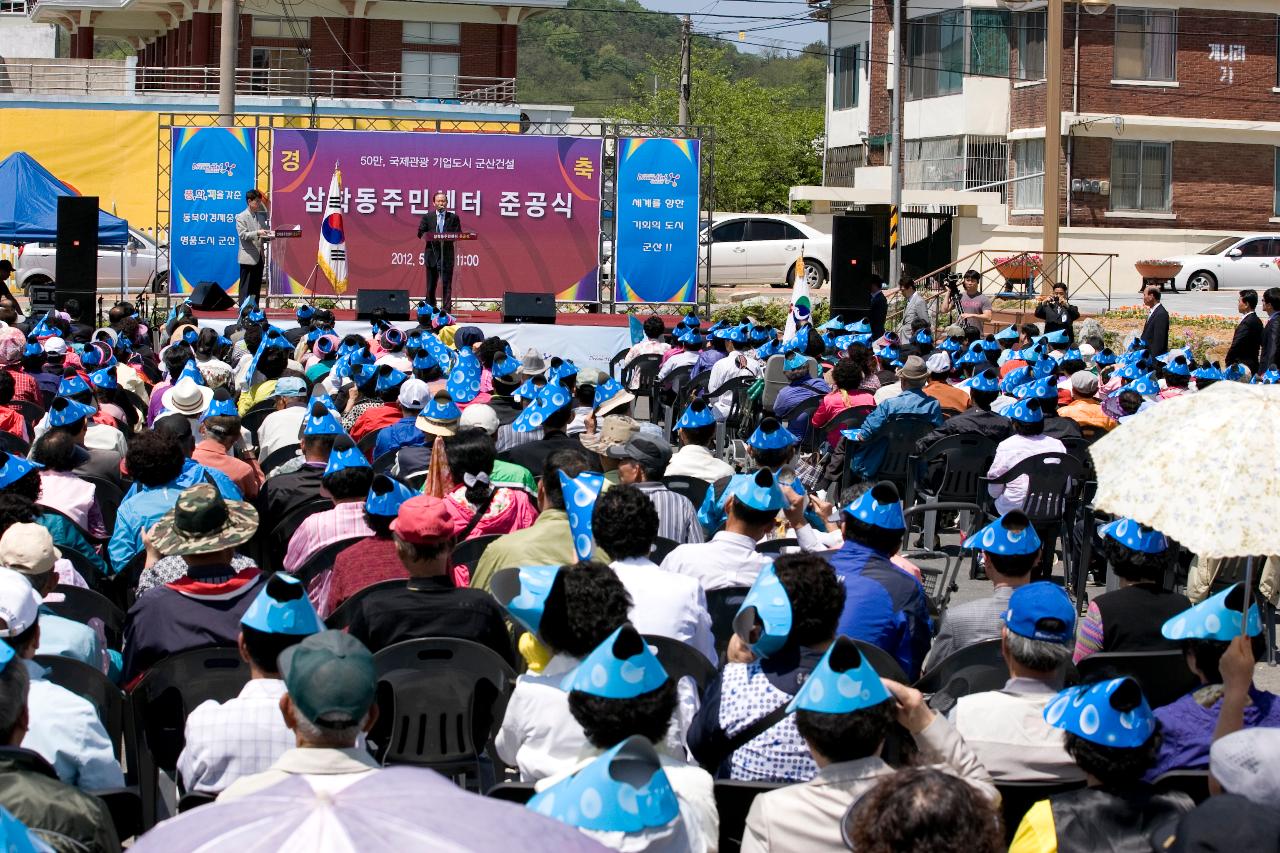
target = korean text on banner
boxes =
[614,138,700,304]
[269,130,602,301]
[170,127,256,296]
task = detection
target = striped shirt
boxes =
[925,585,1014,670]
[283,501,373,574]
[633,481,705,546]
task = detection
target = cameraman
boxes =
[1034,282,1080,343]
[943,270,992,340]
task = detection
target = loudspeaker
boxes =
[189,280,234,311]
[503,291,556,324]
[829,213,888,316]
[356,289,409,320]
[56,195,98,323]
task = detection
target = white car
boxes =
[702,214,832,289]
[16,228,168,296]
[1168,234,1280,292]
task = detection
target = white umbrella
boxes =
[1090,381,1280,559]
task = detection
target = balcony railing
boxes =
[0,60,517,104]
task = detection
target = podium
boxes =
[423,231,478,312]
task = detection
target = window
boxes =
[1012,139,1044,210]
[403,22,460,45]
[0,1,28,14]
[250,48,308,94]
[1111,141,1172,212]
[251,17,309,39]
[710,220,746,243]
[906,10,964,100]
[401,52,459,98]
[1237,239,1276,258]
[833,44,859,110]
[970,10,1010,78]
[1016,11,1046,81]
[1114,8,1176,82]
[745,220,805,241]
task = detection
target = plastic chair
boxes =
[33,655,127,762]
[649,536,680,565]
[127,647,249,829]
[240,403,276,444]
[912,639,1010,705]
[325,578,408,630]
[643,634,717,696]
[995,780,1087,844]
[663,476,711,512]
[43,585,126,650]
[371,449,400,474]
[784,394,823,450]
[267,496,335,570]
[11,400,42,431]
[906,433,998,507]
[900,502,985,620]
[1152,770,1211,804]
[93,788,144,843]
[485,781,537,804]
[371,638,517,791]
[293,535,367,587]
[80,474,125,536]
[762,354,817,412]
[756,538,799,555]
[451,533,502,575]
[356,429,383,460]
[713,780,785,853]
[706,586,751,660]
[0,430,28,455]
[608,347,630,381]
[980,452,1085,583]
[177,791,216,813]
[1073,650,1200,709]
[622,354,663,423]
[260,444,301,476]
[860,416,938,498]
[659,365,694,434]
[850,639,909,684]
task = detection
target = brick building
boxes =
[822,0,1280,232]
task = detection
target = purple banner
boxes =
[269,129,602,300]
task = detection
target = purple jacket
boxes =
[1146,686,1280,780]
[774,377,831,439]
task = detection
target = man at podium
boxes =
[416,191,461,312]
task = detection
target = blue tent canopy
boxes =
[0,152,129,246]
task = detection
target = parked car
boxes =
[1167,234,1280,292]
[16,228,167,296]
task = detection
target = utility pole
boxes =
[678,15,691,129]
[888,0,902,290]
[217,0,237,127]
[1041,0,1064,294]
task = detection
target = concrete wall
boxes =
[0,20,57,59]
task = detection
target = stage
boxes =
[190,309,657,372]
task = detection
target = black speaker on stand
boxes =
[356,289,410,320]
[502,291,556,324]
[55,195,98,324]
[829,211,890,318]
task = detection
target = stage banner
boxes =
[169,127,257,295]
[269,129,602,301]
[614,138,700,304]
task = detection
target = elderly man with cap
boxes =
[122,483,265,682]
[257,402,346,518]
[345,494,512,662]
[369,377,432,461]
[178,574,323,794]
[254,376,310,464]
[773,351,830,436]
[665,400,735,484]
[661,469,783,591]
[217,631,385,800]
[845,355,942,483]
[608,432,703,545]
[193,395,265,500]
[498,381,586,476]
[282,445,375,575]
[742,637,994,853]
[948,582,1085,784]
[1057,370,1116,432]
[921,351,971,415]
[0,567,124,791]
[986,398,1067,516]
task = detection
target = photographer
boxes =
[1034,282,1080,343]
[943,270,992,339]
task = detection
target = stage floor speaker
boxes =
[56,195,98,323]
[357,289,409,320]
[503,291,556,324]
[190,281,234,312]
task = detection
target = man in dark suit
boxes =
[416,191,461,313]
[1259,287,1280,374]
[867,273,888,340]
[1140,285,1170,357]
[1226,288,1263,373]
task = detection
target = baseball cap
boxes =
[1211,728,1280,808]
[0,523,60,576]
[1002,581,1075,644]
[396,377,431,411]
[279,630,376,728]
[606,433,673,471]
[391,495,461,546]
[0,567,41,637]
[41,337,67,357]
[459,403,500,435]
[925,352,951,374]
[270,377,308,398]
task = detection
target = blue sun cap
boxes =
[955,350,987,368]
[295,303,315,322]
[1007,398,1045,424]
[511,382,572,433]
[47,396,97,428]
[1024,376,1057,400]
[748,418,798,452]
[1093,348,1119,366]
[1164,356,1192,377]
[1000,367,1031,394]
[492,565,563,636]
[559,469,605,562]
[1193,364,1224,383]
[786,635,892,714]
[733,563,793,657]
[490,352,520,379]
[1162,583,1262,641]
[412,351,439,372]
[302,402,346,437]
[1224,363,1249,382]
[1043,676,1156,748]
[21,343,40,359]
[726,468,786,513]
[88,367,117,390]
[0,452,42,489]
[561,624,670,699]
[415,301,434,319]
[782,351,808,371]
[526,736,679,833]
[1060,347,1084,364]
[841,481,906,531]
[592,377,631,413]
[963,511,1042,555]
[1256,368,1280,386]
[324,445,371,477]
[200,397,238,421]
[845,319,872,335]
[936,337,962,354]
[675,399,716,430]
[1003,581,1075,643]
[1128,337,1147,352]
[968,368,1001,394]
[981,336,1003,353]
[1033,357,1057,380]
[1098,517,1168,554]
[240,573,322,636]
[365,474,418,517]
[1040,329,1070,346]
[914,328,934,346]
[1127,374,1161,397]
[874,345,900,364]
[728,324,749,344]
[548,357,580,382]
[512,377,543,402]
[57,373,91,397]
[993,325,1020,342]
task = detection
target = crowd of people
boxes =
[0,285,1274,853]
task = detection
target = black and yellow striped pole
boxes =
[889,205,899,253]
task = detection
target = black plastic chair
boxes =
[11,400,42,431]
[756,538,799,555]
[33,655,127,762]
[94,788,144,843]
[858,416,938,498]
[706,586,751,660]
[43,585,126,650]
[267,496,335,571]
[1074,650,1200,709]
[649,536,680,565]
[485,781,537,804]
[901,501,985,619]
[127,647,249,829]
[177,791,217,813]
[451,533,502,575]
[664,475,711,511]
[0,429,28,455]
[80,474,124,537]
[643,634,717,697]
[995,780,1088,844]
[659,365,694,434]
[622,354,663,423]
[325,579,408,629]
[783,394,823,450]
[1152,770,1211,804]
[913,639,1010,708]
[240,403,277,445]
[714,780,785,853]
[905,433,998,508]
[293,535,367,587]
[371,449,400,474]
[371,638,517,791]
[260,444,301,476]
[980,452,1085,583]
[608,347,630,381]
[850,639,909,684]
[356,429,383,460]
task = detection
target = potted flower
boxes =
[994,253,1042,281]
[1134,259,1183,280]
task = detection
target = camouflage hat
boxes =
[148,483,259,557]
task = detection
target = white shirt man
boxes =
[178,679,295,794]
[663,443,734,484]
[987,433,1067,515]
[707,351,760,420]
[660,531,774,591]
[657,347,700,383]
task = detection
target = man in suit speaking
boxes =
[235,189,270,307]
[417,191,461,312]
